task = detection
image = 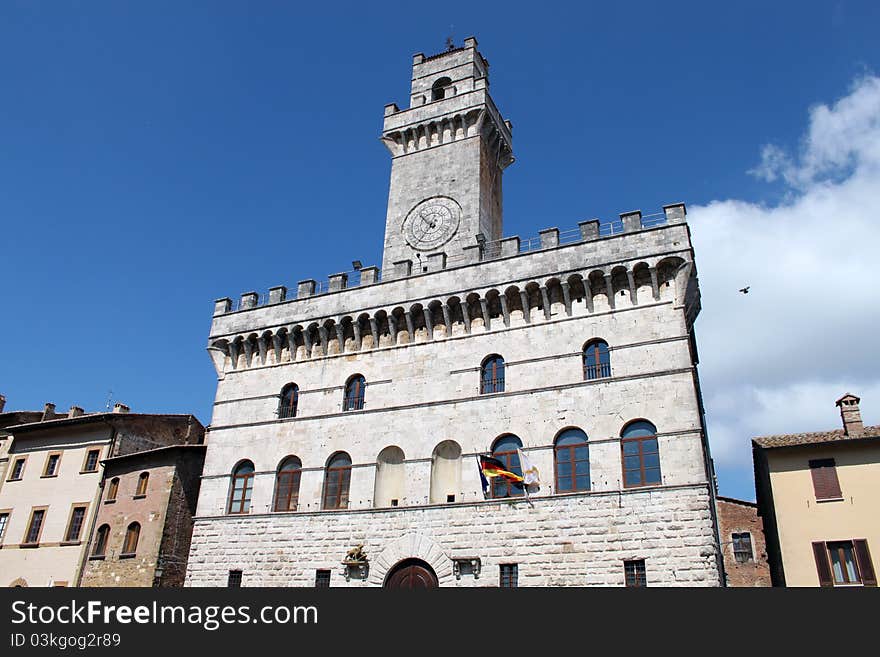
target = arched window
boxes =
[431,77,452,101]
[343,375,366,411]
[374,446,405,507]
[279,383,299,419]
[490,435,523,499]
[554,428,590,493]
[228,461,255,514]
[621,420,661,488]
[135,472,149,496]
[121,522,140,556]
[322,452,352,510]
[92,524,110,557]
[106,478,119,502]
[480,355,505,394]
[429,440,462,504]
[273,456,302,512]
[583,339,611,380]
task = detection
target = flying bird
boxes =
[739,286,750,294]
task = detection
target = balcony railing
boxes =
[583,363,611,380]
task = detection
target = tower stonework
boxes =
[187,39,723,588]
[380,37,513,273]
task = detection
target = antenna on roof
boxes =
[105,390,113,411]
[446,25,455,51]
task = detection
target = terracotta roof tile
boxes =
[752,426,880,449]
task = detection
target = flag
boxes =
[517,448,540,486]
[476,456,490,493]
[478,455,524,483]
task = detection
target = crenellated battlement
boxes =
[214,204,686,316]
[206,204,696,378]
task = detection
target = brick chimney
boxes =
[68,405,84,418]
[112,402,130,414]
[42,403,56,421]
[836,393,863,436]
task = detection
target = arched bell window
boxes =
[431,77,452,101]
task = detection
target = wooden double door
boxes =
[384,559,438,589]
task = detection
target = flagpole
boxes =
[522,481,534,508]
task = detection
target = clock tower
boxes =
[380,37,514,274]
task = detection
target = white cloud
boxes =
[747,74,880,187]
[689,75,880,490]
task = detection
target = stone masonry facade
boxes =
[186,37,722,587]
[188,487,717,587]
[81,446,205,588]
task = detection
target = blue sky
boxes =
[3,1,879,500]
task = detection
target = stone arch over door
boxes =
[369,533,453,586]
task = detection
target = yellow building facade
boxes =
[753,393,879,587]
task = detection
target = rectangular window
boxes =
[65,506,87,542]
[732,532,754,563]
[809,459,842,500]
[813,539,877,587]
[43,453,61,477]
[500,563,518,588]
[9,458,25,480]
[23,509,46,545]
[0,512,9,542]
[827,541,860,584]
[227,570,242,588]
[624,559,647,587]
[83,449,100,473]
[315,570,331,588]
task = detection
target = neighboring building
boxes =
[753,393,879,587]
[715,496,771,587]
[0,398,63,491]
[80,444,206,588]
[0,403,204,587]
[187,37,722,588]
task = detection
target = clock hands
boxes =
[404,199,458,249]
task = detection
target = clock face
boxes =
[402,197,461,251]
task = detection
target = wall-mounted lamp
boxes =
[352,260,363,270]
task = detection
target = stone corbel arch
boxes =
[368,533,454,587]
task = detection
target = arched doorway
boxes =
[384,558,438,589]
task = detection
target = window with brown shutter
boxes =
[121,522,140,556]
[812,541,833,587]
[853,540,877,587]
[809,459,842,501]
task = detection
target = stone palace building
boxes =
[185,37,723,587]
